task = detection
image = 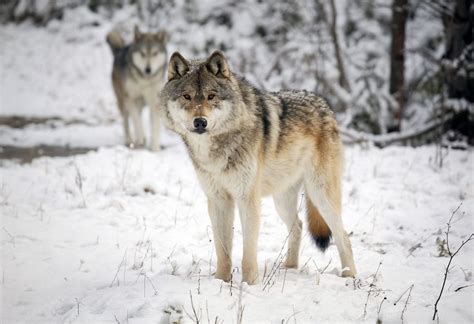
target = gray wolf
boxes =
[106,26,169,151]
[160,50,357,284]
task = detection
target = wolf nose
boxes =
[193,117,208,132]
[145,66,151,74]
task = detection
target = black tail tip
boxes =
[312,234,331,252]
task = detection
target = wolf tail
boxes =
[106,30,125,57]
[306,195,332,251]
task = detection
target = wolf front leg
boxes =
[149,98,161,151]
[208,193,235,282]
[128,100,146,148]
[117,97,132,146]
[238,192,261,285]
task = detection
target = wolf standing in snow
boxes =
[160,50,356,284]
[106,26,169,151]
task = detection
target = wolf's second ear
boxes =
[206,50,230,78]
[134,25,142,41]
[155,30,170,44]
[168,52,190,81]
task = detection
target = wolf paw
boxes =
[242,268,259,285]
[150,143,162,152]
[215,269,232,282]
[283,260,298,269]
[341,268,356,278]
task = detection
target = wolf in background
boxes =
[106,26,169,151]
[160,50,357,284]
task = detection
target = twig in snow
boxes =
[2,227,15,246]
[313,258,332,275]
[299,257,312,274]
[73,161,87,208]
[143,273,146,297]
[208,245,213,277]
[263,219,297,291]
[399,284,414,323]
[393,284,414,306]
[136,241,152,270]
[142,273,158,296]
[236,283,245,324]
[363,261,382,319]
[184,290,202,324]
[110,248,128,287]
[454,284,474,292]
[197,269,201,295]
[283,306,301,324]
[262,261,269,283]
[281,268,288,293]
[75,298,80,316]
[229,268,235,296]
[0,183,12,206]
[377,296,387,315]
[432,204,473,320]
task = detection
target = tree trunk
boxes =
[389,0,408,132]
[328,0,351,92]
[444,0,473,102]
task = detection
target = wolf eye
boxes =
[207,94,215,100]
[183,94,192,100]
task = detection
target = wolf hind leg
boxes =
[273,184,302,268]
[304,159,356,277]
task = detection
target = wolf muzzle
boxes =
[193,117,208,134]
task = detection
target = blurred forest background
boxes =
[1,0,473,147]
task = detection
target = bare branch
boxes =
[432,204,473,320]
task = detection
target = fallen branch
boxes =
[340,112,454,147]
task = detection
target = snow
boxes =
[1,5,474,324]
[2,143,473,323]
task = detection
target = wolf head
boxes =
[131,26,169,77]
[160,50,243,136]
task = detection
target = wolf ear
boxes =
[134,25,142,41]
[205,50,230,78]
[155,30,170,44]
[168,52,190,81]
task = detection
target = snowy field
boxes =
[1,10,474,324]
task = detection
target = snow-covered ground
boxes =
[1,9,474,324]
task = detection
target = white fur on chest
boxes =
[186,134,222,169]
[124,75,164,102]
[186,134,257,197]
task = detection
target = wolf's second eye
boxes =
[183,94,192,100]
[208,94,215,100]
